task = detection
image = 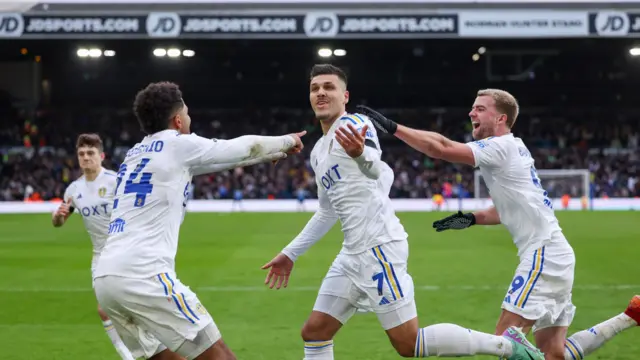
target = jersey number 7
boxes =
[113,158,154,209]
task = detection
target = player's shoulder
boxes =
[173,132,219,150]
[64,176,84,198]
[339,112,368,127]
[471,134,515,149]
[102,168,117,177]
[101,169,118,185]
[338,112,378,139]
[68,175,85,188]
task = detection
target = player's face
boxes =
[173,102,192,134]
[469,95,505,140]
[77,146,103,172]
[309,74,349,122]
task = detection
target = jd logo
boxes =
[0,14,24,37]
[146,12,181,38]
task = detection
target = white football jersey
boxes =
[63,168,117,255]
[95,129,293,279]
[310,112,407,254]
[466,134,565,257]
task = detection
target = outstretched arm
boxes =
[356,105,477,167]
[473,206,501,225]
[281,190,338,261]
[180,132,305,175]
[261,188,338,289]
[190,152,287,176]
[394,125,476,167]
[432,206,501,232]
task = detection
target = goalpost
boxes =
[474,169,591,200]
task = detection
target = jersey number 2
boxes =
[113,158,153,209]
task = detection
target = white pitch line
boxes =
[0,284,638,293]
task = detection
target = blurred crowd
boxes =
[1,106,638,202]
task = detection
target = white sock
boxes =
[564,313,636,360]
[415,323,513,357]
[304,340,334,359]
[103,320,135,360]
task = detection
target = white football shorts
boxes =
[314,240,416,330]
[94,273,220,359]
[502,239,576,332]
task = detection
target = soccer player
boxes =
[52,133,136,360]
[261,65,545,360]
[93,81,304,360]
[356,89,640,360]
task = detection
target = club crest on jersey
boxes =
[98,187,107,197]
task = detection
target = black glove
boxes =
[355,105,398,135]
[432,211,476,232]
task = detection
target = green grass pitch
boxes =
[0,211,638,359]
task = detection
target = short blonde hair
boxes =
[477,88,519,128]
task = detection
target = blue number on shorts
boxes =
[112,163,128,210]
[372,272,384,296]
[530,166,553,209]
[508,276,525,295]
[124,158,153,207]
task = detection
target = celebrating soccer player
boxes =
[262,66,545,360]
[53,133,136,360]
[93,81,304,360]
[357,89,639,360]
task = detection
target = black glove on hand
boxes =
[432,211,476,232]
[355,105,398,135]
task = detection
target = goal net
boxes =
[474,169,590,199]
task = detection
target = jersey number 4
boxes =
[113,158,153,209]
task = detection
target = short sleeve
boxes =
[465,136,508,168]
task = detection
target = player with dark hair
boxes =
[93,81,305,360]
[53,133,136,360]
[262,66,544,360]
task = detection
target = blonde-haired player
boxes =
[52,133,137,360]
[262,66,546,360]
[358,89,639,360]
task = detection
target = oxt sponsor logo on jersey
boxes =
[79,203,110,217]
[320,164,342,190]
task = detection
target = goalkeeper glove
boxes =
[355,105,398,135]
[432,211,476,232]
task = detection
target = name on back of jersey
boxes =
[126,140,165,158]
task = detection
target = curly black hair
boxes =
[133,81,184,135]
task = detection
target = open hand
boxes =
[261,253,294,289]
[335,124,368,158]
